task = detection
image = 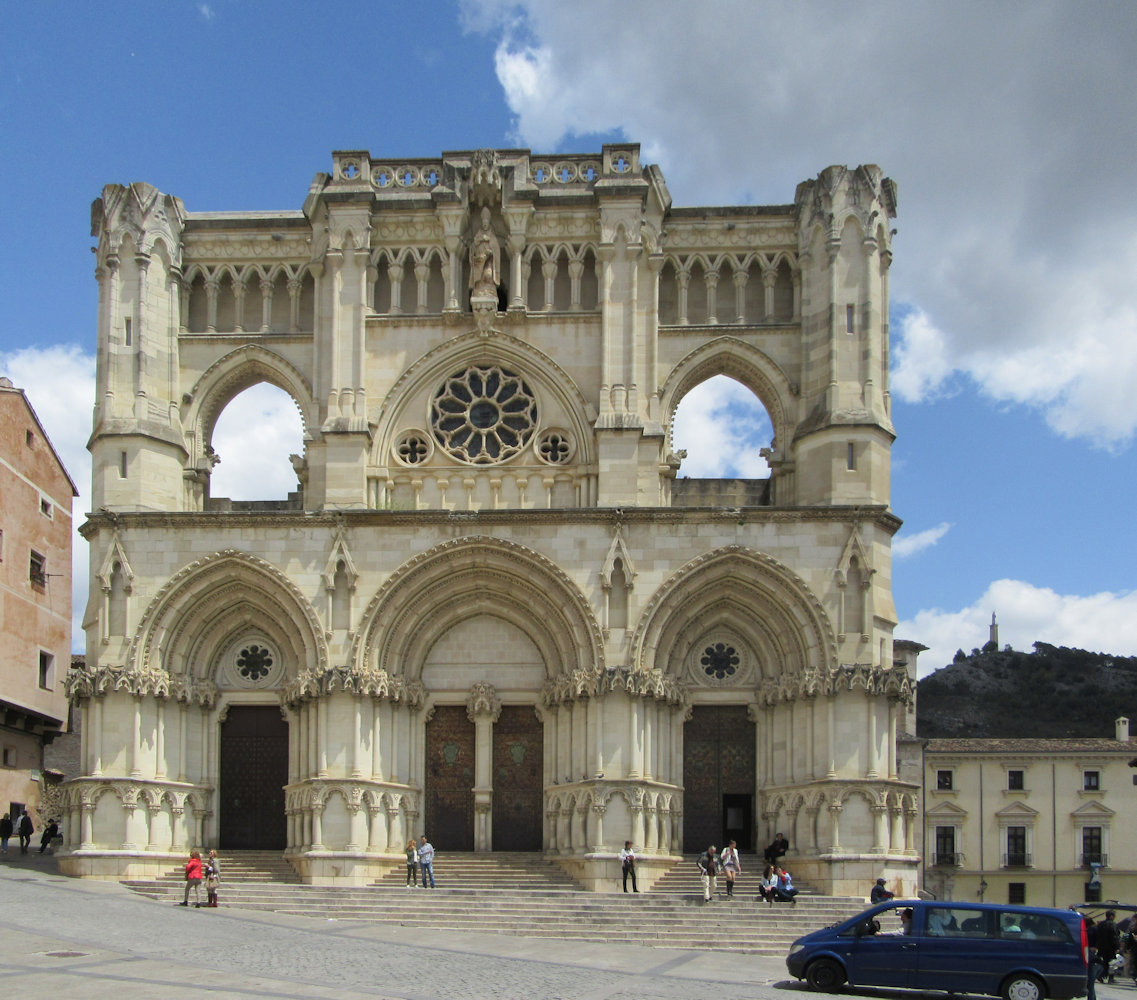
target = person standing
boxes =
[180,850,203,907]
[720,840,741,898]
[0,813,12,854]
[17,812,33,854]
[38,819,59,854]
[1099,910,1121,983]
[619,841,639,893]
[697,845,718,903]
[404,839,418,887]
[204,850,221,907]
[418,835,436,888]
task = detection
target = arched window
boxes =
[670,374,773,506]
[209,383,304,505]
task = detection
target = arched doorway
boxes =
[491,705,543,851]
[424,706,475,850]
[218,706,288,849]
[683,705,756,852]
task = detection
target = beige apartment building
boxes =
[62,143,918,891]
[0,378,76,826]
[923,719,1137,908]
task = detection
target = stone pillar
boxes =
[130,696,142,778]
[871,804,888,853]
[92,698,104,776]
[866,696,879,779]
[155,700,166,780]
[351,697,363,778]
[80,801,95,851]
[311,802,325,850]
[590,798,606,852]
[368,802,387,852]
[177,702,187,782]
[347,798,366,852]
[628,696,642,779]
[317,698,328,777]
[467,683,501,853]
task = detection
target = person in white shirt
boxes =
[619,840,638,892]
[720,840,741,898]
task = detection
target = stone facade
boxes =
[923,720,1137,908]
[0,379,76,825]
[62,144,917,892]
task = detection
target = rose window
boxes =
[236,644,274,681]
[431,366,537,464]
[701,643,739,680]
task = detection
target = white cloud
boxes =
[892,522,951,560]
[0,344,95,654]
[197,4,215,22]
[468,1,1137,448]
[898,580,1137,679]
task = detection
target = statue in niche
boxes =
[469,207,500,300]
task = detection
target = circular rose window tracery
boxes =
[431,365,537,464]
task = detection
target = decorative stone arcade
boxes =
[63,144,919,893]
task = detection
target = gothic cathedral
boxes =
[62,145,916,892]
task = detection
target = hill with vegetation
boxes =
[916,642,1137,738]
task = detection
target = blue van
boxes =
[786,899,1089,1000]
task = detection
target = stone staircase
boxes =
[120,852,869,955]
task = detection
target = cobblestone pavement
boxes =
[0,857,794,1000]
[1,857,1129,1000]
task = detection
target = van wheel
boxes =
[1002,974,1045,1000]
[806,958,846,992]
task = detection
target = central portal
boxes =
[219,705,288,849]
[683,705,756,852]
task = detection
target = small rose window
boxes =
[431,365,537,464]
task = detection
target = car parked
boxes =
[786,899,1089,1000]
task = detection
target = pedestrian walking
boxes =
[0,813,12,854]
[697,845,718,902]
[180,850,204,906]
[720,840,740,898]
[18,812,33,854]
[405,839,418,887]
[619,840,639,893]
[418,835,436,888]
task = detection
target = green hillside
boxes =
[916,642,1137,738]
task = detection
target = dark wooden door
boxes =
[424,706,475,851]
[218,705,288,849]
[492,705,543,851]
[683,705,755,852]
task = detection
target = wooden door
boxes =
[424,706,475,850]
[218,705,288,849]
[491,705,543,851]
[683,705,755,852]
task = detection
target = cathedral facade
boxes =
[62,144,916,892]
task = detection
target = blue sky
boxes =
[2,1,1135,677]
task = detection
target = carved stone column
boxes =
[466,682,502,852]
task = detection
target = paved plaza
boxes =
[1,856,794,999]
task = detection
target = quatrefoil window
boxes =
[431,365,537,464]
[701,643,739,680]
[394,431,432,466]
[537,430,573,465]
[236,644,274,681]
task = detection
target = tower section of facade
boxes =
[64,145,913,895]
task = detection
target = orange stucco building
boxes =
[0,377,76,827]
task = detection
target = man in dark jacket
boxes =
[763,832,788,866]
[0,814,12,853]
[1099,911,1121,983]
[871,878,895,903]
[17,812,33,854]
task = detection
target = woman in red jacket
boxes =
[180,850,204,907]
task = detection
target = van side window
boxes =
[926,907,989,937]
[999,912,1072,941]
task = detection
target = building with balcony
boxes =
[923,718,1137,907]
[0,377,76,826]
[61,144,916,890]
